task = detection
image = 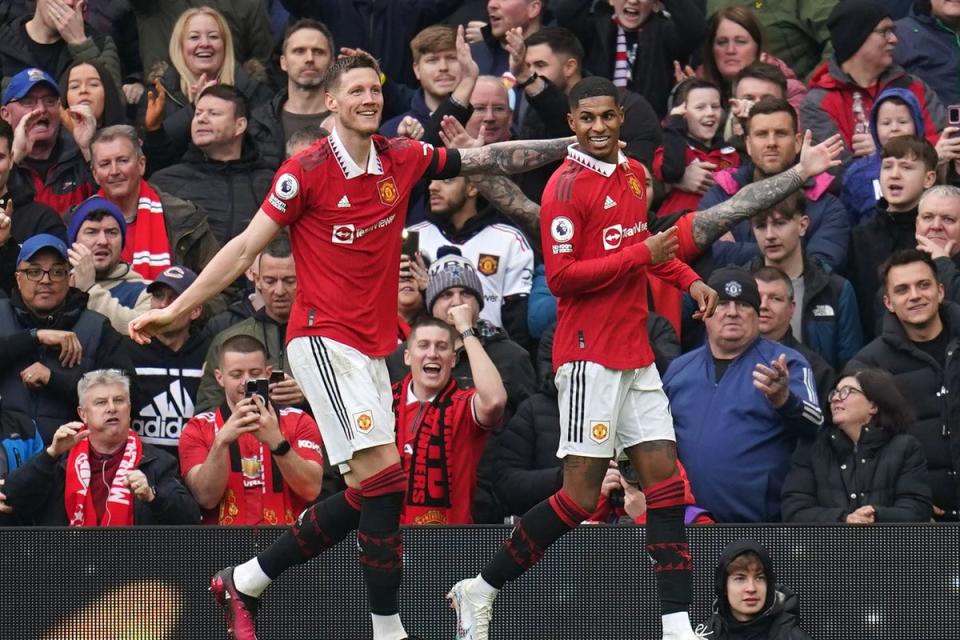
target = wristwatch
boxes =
[460,327,479,340]
[270,439,292,456]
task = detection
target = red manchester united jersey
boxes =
[541,146,701,370]
[261,129,458,356]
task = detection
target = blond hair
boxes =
[169,6,237,97]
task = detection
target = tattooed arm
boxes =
[692,131,844,249]
[458,136,575,176]
[469,174,542,246]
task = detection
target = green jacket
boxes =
[153,184,221,275]
[706,0,835,80]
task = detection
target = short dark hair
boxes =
[262,231,292,261]
[744,96,797,135]
[881,248,940,290]
[753,190,806,226]
[524,27,584,68]
[733,62,788,99]
[881,135,938,172]
[568,76,617,110]
[219,334,267,364]
[673,78,721,108]
[286,124,329,156]
[197,84,249,120]
[725,551,765,577]
[323,53,382,93]
[836,368,914,434]
[407,316,457,347]
[282,18,335,55]
[753,265,794,300]
[0,119,12,153]
[703,6,764,92]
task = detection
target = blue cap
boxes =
[3,68,59,106]
[18,233,69,264]
[147,266,198,296]
[67,196,127,245]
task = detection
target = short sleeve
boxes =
[261,157,309,226]
[178,417,212,476]
[283,411,325,464]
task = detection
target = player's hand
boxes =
[439,115,484,149]
[798,131,843,180]
[850,132,876,158]
[917,233,957,260]
[144,79,166,132]
[128,307,179,345]
[68,242,96,292]
[464,20,487,44]
[447,303,475,334]
[678,160,716,195]
[753,353,790,408]
[20,363,51,389]
[36,329,83,367]
[689,280,719,320]
[644,226,679,264]
[46,421,87,458]
[673,60,696,84]
[214,398,261,447]
[125,469,156,503]
[397,115,424,140]
[269,375,305,407]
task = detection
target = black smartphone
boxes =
[269,371,285,385]
[245,378,270,404]
[949,105,960,126]
[401,229,419,257]
[617,458,639,486]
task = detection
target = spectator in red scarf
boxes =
[2,369,199,526]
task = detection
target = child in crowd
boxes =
[697,540,814,640]
[654,78,740,217]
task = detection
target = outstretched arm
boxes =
[692,131,843,249]
[458,136,574,175]
[471,174,542,246]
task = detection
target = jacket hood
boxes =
[714,539,777,620]
[869,87,926,149]
[425,205,518,246]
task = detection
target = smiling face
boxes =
[182,13,226,78]
[466,78,512,144]
[883,261,944,330]
[875,100,916,148]
[684,86,722,144]
[78,382,131,451]
[568,94,623,164]
[326,67,383,136]
[66,63,105,123]
[879,153,936,212]
[745,110,801,176]
[91,137,145,203]
[404,323,457,395]
[712,19,759,80]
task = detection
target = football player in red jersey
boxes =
[446,76,843,640]
[129,27,582,640]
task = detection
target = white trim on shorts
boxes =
[286,335,396,466]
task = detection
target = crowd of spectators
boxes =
[0,0,957,547]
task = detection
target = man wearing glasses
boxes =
[0,67,96,212]
[0,233,126,446]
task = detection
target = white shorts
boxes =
[286,336,396,467]
[556,361,675,459]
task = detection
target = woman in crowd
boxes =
[59,60,127,131]
[139,6,272,163]
[781,368,931,523]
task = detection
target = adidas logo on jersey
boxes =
[604,196,617,210]
[337,195,351,208]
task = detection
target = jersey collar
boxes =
[566,144,626,177]
[328,127,384,179]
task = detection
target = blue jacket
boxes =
[527,263,557,339]
[748,255,863,369]
[663,337,823,522]
[841,88,927,225]
[700,162,851,273]
[895,4,960,106]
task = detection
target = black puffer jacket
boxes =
[698,540,814,640]
[781,423,931,523]
[149,141,274,247]
[848,303,960,520]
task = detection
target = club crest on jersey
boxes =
[590,421,610,444]
[354,410,374,433]
[477,254,500,276]
[627,174,644,199]
[378,177,399,206]
[274,173,299,200]
[551,216,574,242]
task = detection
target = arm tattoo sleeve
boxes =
[458,136,574,175]
[468,174,541,245]
[692,166,806,250]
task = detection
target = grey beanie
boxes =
[425,247,485,313]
